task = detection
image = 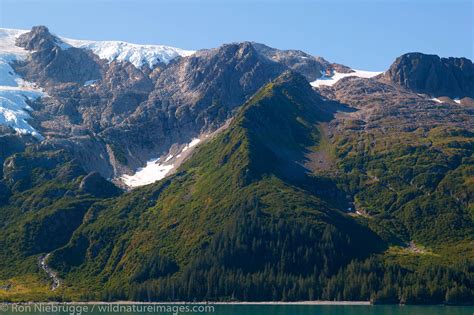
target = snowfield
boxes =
[310,69,382,87]
[62,37,195,68]
[121,158,175,187]
[0,28,45,140]
[121,138,201,187]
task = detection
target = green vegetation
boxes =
[0,72,472,304]
[0,149,120,300]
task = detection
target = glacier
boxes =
[61,37,195,68]
[0,28,45,140]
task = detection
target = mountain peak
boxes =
[273,70,311,87]
[16,25,58,51]
[30,25,50,34]
[384,52,474,98]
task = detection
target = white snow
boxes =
[120,138,202,187]
[121,158,174,187]
[310,69,382,88]
[84,79,98,87]
[431,97,462,104]
[0,28,45,140]
[182,138,201,152]
[61,37,195,68]
[0,28,29,56]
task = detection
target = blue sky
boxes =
[0,0,472,70]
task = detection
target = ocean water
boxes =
[207,305,474,315]
[1,304,474,315]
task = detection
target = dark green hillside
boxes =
[0,149,120,300]
[48,72,384,300]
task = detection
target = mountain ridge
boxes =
[46,72,386,301]
[0,25,472,304]
[2,26,472,189]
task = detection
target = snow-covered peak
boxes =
[2,27,195,69]
[0,28,45,140]
[61,37,195,68]
[310,69,382,87]
[0,27,195,139]
[0,28,29,56]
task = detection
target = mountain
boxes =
[0,26,473,304]
[44,73,385,300]
[0,26,333,184]
[384,52,474,99]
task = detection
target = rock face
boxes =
[252,43,327,81]
[14,26,103,86]
[384,52,474,98]
[15,25,57,51]
[149,42,286,131]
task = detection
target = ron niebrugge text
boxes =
[2,303,215,315]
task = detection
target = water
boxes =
[1,304,473,315]
[207,305,474,315]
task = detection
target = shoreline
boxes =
[5,301,470,306]
[7,301,372,306]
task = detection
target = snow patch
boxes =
[84,79,98,87]
[61,37,195,68]
[0,28,45,140]
[121,158,174,187]
[182,138,201,152]
[120,138,202,188]
[0,28,29,56]
[310,69,382,87]
[431,97,462,104]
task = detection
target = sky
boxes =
[0,0,472,70]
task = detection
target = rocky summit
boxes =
[0,26,473,304]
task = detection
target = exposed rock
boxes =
[16,25,57,51]
[14,26,104,86]
[252,43,326,81]
[384,52,474,98]
[320,75,473,137]
[460,97,474,106]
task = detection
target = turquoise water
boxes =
[208,305,474,315]
[1,304,474,315]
